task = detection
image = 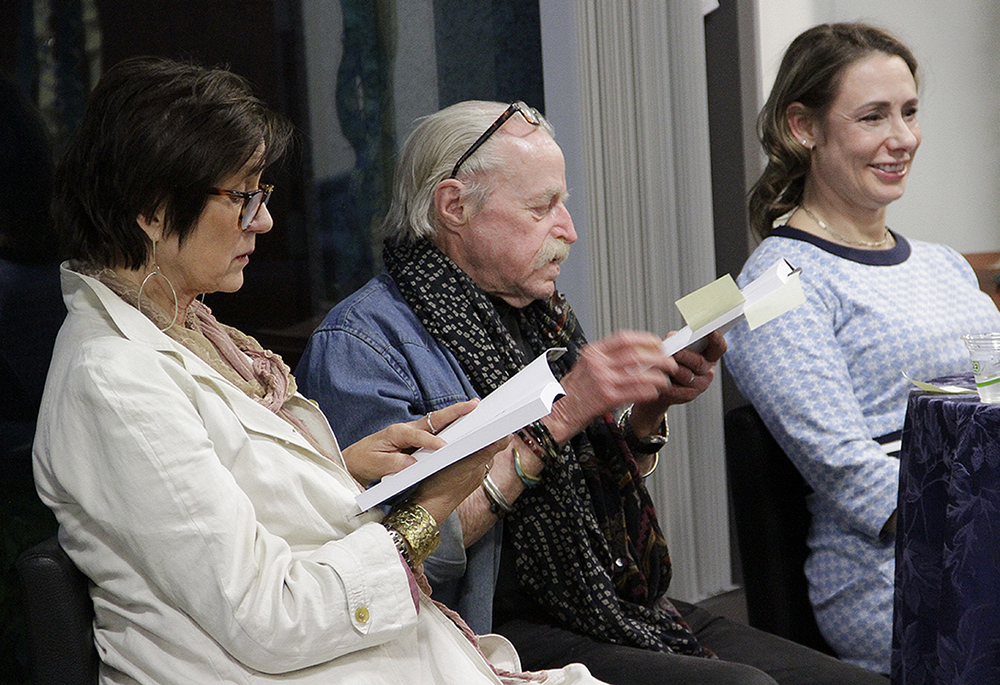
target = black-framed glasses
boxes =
[449,101,541,179]
[208,183,274,231]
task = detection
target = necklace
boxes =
[800,205,892,248]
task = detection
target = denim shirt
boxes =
[296,272,503,634]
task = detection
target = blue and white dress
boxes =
[724,226,1000,674]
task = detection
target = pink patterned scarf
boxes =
[84,264,325,453]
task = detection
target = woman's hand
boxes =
[410,435,511,525]
[341,400,479,485]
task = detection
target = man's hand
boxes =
[629,330,726,436]
[412,435,510,525]
[545,329,726,442]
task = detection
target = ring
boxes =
[425,412,437,433]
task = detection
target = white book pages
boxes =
[355,348,566,511]
[661,258,803,357]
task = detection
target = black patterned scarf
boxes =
[383,238,710,657]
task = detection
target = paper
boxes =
[901,371,973,395]
[355,348,567,511]
[662,258,804,357]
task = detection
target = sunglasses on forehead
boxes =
[449,101,541,179]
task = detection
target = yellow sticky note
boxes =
[675,274,745,332]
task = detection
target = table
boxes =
[893,374,1000,684]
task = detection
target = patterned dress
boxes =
[724,226,1000,673]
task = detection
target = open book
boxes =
[661,258,804,357]
[355,348,567,511]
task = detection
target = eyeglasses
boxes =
[449,101,541,179]
[208,183,274,231]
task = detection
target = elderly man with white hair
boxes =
[297,100,883,685]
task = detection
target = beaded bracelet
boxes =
[515,428,544,462]
[512,445,542,487]
[528,420,560,457]
[517,420,560,466]
[382,503,440,567]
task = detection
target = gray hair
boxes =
[378,100,554,244]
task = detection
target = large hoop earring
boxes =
[137,240,179,331]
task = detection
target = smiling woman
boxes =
[788,51,920,245]
[724,23,1000,675]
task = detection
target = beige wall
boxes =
[756,0,1000,252]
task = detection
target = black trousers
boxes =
[496,600,888,685]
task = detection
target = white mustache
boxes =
[534,240,571,269]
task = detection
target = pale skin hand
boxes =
[411,434,511,525]
[454,434,543,546]
[629,330,727,436]
[545,330,726,444]
[340,399,510,524]
[346,331,725,547]
[341,400,481,485]
[450,330,726,547]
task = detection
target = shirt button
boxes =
[614,558,626,568]
[354,607,370,624]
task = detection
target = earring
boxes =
[802,139,812,149]
[137,239,179,331]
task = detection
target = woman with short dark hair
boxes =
[35,56,602,684]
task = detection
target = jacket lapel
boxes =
[63,266,340,462]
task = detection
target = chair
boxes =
[723,404,835,655]
[15,535,99,685]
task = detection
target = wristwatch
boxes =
[619,406,668,454]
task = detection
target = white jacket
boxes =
[33,267,600,685]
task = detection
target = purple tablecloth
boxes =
[893,374,1000,684]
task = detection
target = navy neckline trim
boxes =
[770,225,911,266]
